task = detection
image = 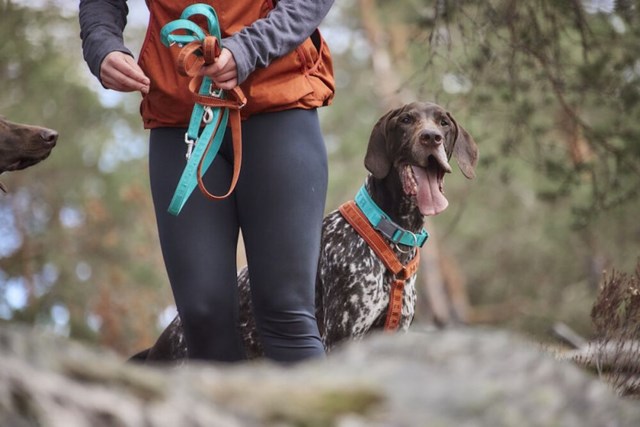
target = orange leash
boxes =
[176,36,247,201]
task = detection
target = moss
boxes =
[265,386,383,426]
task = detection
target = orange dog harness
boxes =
[339,200,421,331]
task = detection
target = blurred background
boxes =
[1,0,639,356]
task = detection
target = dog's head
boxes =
[0,117,58,192]
[364,102,478,216]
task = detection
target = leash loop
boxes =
[160,3,246,215]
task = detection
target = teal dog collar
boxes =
[354,185,428,248]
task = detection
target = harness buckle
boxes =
[376,217,421,250]
[375,217,398,241]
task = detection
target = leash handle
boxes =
[161,4,245,216]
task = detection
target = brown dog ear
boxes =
[364,109,396,178]
[447,112,478,179]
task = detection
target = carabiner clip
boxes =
[184,133,196,160]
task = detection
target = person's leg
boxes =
[148,127,245,362]
[236,109,327,362]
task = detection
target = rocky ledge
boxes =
[1,324,638,426]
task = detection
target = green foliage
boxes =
[0,1,170,354]
[322,0,640,339]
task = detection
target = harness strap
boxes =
[160,4,247,214]
[339,200,421,331]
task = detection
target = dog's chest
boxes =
[318,212,417,341]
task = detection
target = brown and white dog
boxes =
[133,102,478,362]
[0,117,58,191]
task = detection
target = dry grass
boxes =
[588,261,640,397]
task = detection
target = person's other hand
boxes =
[100,51,150,94]
[199,48,238,90]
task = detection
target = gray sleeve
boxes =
[79,0,133,83]
[223,0,335,85]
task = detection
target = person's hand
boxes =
[100,51,150,94]
[199,48,238,90]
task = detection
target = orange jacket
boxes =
[137,0,335,129]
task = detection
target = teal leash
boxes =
[160,4,233,216]
[354,185,429,248]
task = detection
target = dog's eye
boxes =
[400,115,413,124]
[440,119,449,126]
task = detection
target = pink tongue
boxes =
[412,166,448,216]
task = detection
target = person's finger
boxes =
[213,78,238,90]
[214,49,233,68]
[118,56,150,84]
[212,70,237,82]
[199,49,236,79]
[117,56,151,93]
[198,63,218,77]
[101,51,150,93]
[199,61,228,77]
[101,69,145,93]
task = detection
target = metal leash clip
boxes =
[209,84,223,98]
[184,133,196,160]
[202,106,213,124]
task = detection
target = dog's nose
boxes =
[419,130,443,146]
[40,129,58,146]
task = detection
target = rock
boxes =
[0,323,638,426]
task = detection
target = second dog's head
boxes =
[0,117,58,192]
[364,102,478,216]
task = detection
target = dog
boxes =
[0,117,58,191]
[133,101,478,362]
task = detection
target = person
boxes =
[79,0,335,363]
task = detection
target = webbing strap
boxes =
[160,4,246,215]
[354,185,429,248]
[339,200,421,331]
[386,280,406,331]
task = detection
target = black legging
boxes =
[148,108,327,362]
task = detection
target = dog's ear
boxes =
[446,112,478,179]
[365,109,397,179]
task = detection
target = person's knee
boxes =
[252,294,317,336]
[179,295,236,329]
[178,294,246,361]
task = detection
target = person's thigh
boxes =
[148,127,245,361]
[236,109,328,361]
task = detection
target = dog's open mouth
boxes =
[4,158,45,172]
[402,154,452,216]
[0,155,52,193]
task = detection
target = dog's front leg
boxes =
[319,271,389,350]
